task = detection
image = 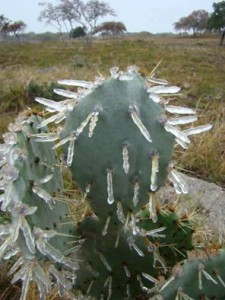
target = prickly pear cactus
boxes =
[0,66,214,300]
[0,112,78,299]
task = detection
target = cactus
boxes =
[154,249,225,299]
[0,66,215,299]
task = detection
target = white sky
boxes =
[0,0,218,34]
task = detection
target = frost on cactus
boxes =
[36,65,212,222]
[0,112,78,299]
[0,66,213,300]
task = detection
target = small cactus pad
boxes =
[158,249,225,299]
[0,113,77,298]
[74,207,193,299]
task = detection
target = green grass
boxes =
[0,35,224,186]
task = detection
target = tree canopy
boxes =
[38,0,116,41]
[207,1,225,30]
[174,10,209,35]
[0,15,26,40]
[94,21,126,36]
[70,26,86,38]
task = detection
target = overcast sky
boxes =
[0,0,218,34]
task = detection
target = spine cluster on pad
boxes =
[0,66,219,300]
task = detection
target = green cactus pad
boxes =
[74,206,193,299]
[62,72,175,220]
[0,113,77,298]
[157,249,225,299]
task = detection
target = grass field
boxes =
[0,34,224,188]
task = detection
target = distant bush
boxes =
[70,27,86,39]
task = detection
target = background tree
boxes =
[38,0,116,44]
[70,26,86,38]
[83,1,116,36]
[207,1,225,30]
[174,17,190,33]
[58,0,85,33]
[207,1,225,45]
[174,9,209,36]
[8,21,26,41]
[38,2,64,34]
[94,21,126,37]
[0,15,26,41]
[0,15,10,39]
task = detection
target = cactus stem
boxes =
[126,284,131,298]
[102,215,111,236]
[132,182,139,207]
[34,174,54,185]
[0,236,12,260]
[81,205,89,218]
[122,145,130,174]
[21,218,35,254]
[164,105,196,115]
[67,138,75,166]
[9,256,23,276]
[123,264,131,277]
[99,252,112,272]
[104,275,112,300]
[75,112,94,137]
[147,85,180,94]
[175,137,189,149]
[198,263,218,289]
[168,169,188,194]
[164,124,190,144]
[148,92,161,103]
[87,280,94,294]
[129,105,152,143]
[159,275,176,292]
[167,115,198,126]
[1,181,12,211]
[147,76,168,85]
[148,192,158,223]
[176,287,194,300]
[89,107,102,138]
[215,270,225,287]
[144,226,166,238]
[114,232,120,248]
[82,183,91,202]
[137,274,148,292]
[152,245,167,273]
[21,265,32,300]
[117,201,125,224]
[182,124,213,136]
[130,212,138,235]
[32,186,55,209]
[53,88,78,99]
[53,135,72,149]
[142,272,159,284]
[58,79,94,89]
[150,151,159,192]
[127,236,144,257]
[124,211,131,232]
[106,169,114,205]
[32,132,59,142]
